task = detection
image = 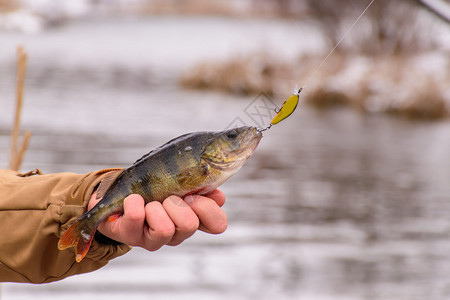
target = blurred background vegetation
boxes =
[178,0,450,120]
[1,0,449,120]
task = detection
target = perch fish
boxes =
[58,126,262,262]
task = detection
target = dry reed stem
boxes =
[14,130,32,170]
[9,46,31,171]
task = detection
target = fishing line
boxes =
[258,0,377,131]
[302,0,377,89]
[252,0,378,132]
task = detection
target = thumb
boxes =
[88,192,101,211]
[95,194,146,245]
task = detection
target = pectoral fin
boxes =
[96,169,124,199]
[176,163,210,186]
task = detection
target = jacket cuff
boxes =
[59,168,131,263]
[66,168,124,207]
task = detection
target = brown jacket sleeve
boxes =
[0,168,132,283]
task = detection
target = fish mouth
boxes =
[210,126,262,171]
[242,126,262,156]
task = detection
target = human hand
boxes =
[87,190,227,251]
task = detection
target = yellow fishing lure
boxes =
[271,87,302,125]
[257,86,302,133]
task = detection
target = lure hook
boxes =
[257,123,272,133]
[257,86,303,133]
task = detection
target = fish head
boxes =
[202,126,262,173]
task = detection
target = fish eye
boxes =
[226,130,238,140]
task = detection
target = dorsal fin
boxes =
[132,132,206,166]
[96,169,124,199]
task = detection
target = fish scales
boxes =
[58,126,262,262]
[92,132,212,220]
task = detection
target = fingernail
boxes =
[168,195,186,207]
[184,195,196,204]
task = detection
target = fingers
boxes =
[145,191,227,248]
[163,196,199,246]
[95,194,146,246]
[90,189,227,252]
[204,189,226,207]
[184,194,228,234]
[116,195,146,245]
[142,201,175,251]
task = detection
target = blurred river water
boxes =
[1,17,450,300]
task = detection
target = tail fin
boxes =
[58,216,96,262]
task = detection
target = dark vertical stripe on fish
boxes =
[162,144,181,179]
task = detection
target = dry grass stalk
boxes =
[9,46,31,171]
[14,130,32,170]
[0,0,21,13]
